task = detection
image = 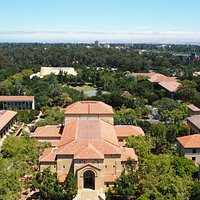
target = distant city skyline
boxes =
[1,0,200,43]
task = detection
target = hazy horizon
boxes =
[1,0,200,44]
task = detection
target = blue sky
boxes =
[1,0,200,43]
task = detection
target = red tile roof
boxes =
[188,104,200,112]
[187,115,200,129]
[59,119,119,147]
[115,125,144,137]
[30,125,62,138]
[158,81,181,92]
[0,96,34,101]
[39,119,139,162]
[104,174,117,182]
[58,174,67,183]
[39,98,142,163]
[39,148,57,162]
[177,134,200,148]
[75,143,104,159]
[65,101,113,115]
[120,147,138,161]
[0,110,17,130]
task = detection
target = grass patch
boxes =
[70,84,96,92]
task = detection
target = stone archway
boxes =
[83,170,95,190]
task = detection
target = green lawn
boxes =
[70,84,96,92]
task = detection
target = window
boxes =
[113,165,115,168]
[105,165,107,168]
[106,183,109,187]
[119,138,123,142]
[192,149,197,153]
[192,157,196,161]
[63,165,65,168]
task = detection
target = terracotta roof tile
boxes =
[104,174,117,182]
[57,140,121,157]
[177,134,200,148]
[64,101,113,115]
[120,147,138,162]
[39,148,57,162]
[58,174,67,182]
[0,96,34,101]
[0,110,17,130]
[158,81,181,92]
[188,104,200,112]
[59,119,119,147]
[187,115,200,129]
[75,143,104,159]
[30,125,62,138]
[115,125,144,137]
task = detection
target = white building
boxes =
[30,67,77,79]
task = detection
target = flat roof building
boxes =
[30,67,77,79]
[0,96,35,110]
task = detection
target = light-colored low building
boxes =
[0,96,35,110]
[32,101,144,197]
[193,71,200,76]
[188,104,200,116]
[30,67,77,79]
[187,115,200,134]
[0,110,17,138]
[177,134,200,166]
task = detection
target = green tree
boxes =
[166,125,178,143]
[0,159,20,200]
[32,168,77,200]
[190,181,200,200]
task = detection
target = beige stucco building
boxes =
[30,67,77,79]
[177,134,200,166]
[187,115,200,134]
[31,101,144,199]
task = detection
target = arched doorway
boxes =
[83,170,95,190]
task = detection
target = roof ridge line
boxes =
[103,138,121,148]
[40,148,54,161]
[88,142,104,156]
[75,119,79,140]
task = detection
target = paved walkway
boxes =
[74,189,105,200]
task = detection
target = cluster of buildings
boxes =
[177,104,200,177]
[173,53,200,62]
[30,67,77,79]
[30,101,144,198]
[131,72,181,98]
[0,95,34,141]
